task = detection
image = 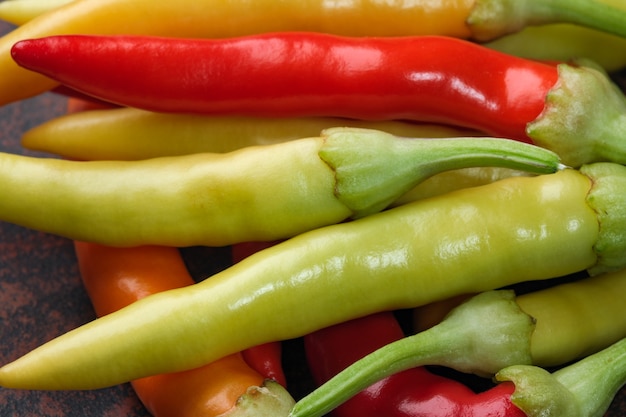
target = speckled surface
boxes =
[1,18,626,417]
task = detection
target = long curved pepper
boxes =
[3,0,626,105]
[1,163,626,390]
[21,104,478,161]
[291,266,626,417]
[74,242,293,417]
[0,127,561,247]
[11,34,626,167]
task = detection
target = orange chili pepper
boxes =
[73,242,270,417]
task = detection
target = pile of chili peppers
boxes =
[2,1,626,416]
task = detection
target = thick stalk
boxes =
[320,128,562,217]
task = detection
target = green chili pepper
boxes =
[0,162,624,391]
[0,127,560,246]
[289,265,626,417]
[495,336,626,417]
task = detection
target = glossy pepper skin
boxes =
[231,241,286,387]
[13,33,626,168]
[0,127,561,246]
[1,163,625,390]
[11,34,556,143]
[3,0,626,106]
[75,242,294,417]
[304,311,525,417]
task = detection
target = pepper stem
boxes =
[527,62,626,169]
[288,290,535,417]
[495,337,626,417]
[218,380,295,417]
[468,0,626,41]
[319,127,561,218]
[579,163,626,275]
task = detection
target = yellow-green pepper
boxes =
[1,163,624,391]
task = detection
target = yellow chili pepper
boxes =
[0,0,72,25]
[22,105,477,161]
[1,163,625,391]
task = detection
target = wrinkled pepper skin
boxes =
[305,312,525,417]
[11,34,557,143]
[5,164,626,390]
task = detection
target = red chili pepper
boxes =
[11,33,556,143]
[232,240,287,387]
[304,311,525,417]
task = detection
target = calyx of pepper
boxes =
[318,127,561,218]
[288,290,535,417]
[467,0,626,42]
[527,61,626,168]
[580,163,626,275]
[218,379,295,417]
[495,337,626,417]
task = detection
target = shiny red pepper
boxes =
[304,311,525,417]
[10,33,558,142]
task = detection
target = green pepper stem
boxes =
[319,127,562,218]
[496,337,626,417]
[289,291,535,417]
[468,0,626,42]
[527,62,626,169]
[580,163,626,275]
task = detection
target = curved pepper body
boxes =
[21,106,478,161]
[11,33,557,142]
[0,0,477,105]
[75,242,288,417]
[0,137,349,246]
[75,240,294,415]
[0,167,603,390]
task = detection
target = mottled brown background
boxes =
[0,18,625,417]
